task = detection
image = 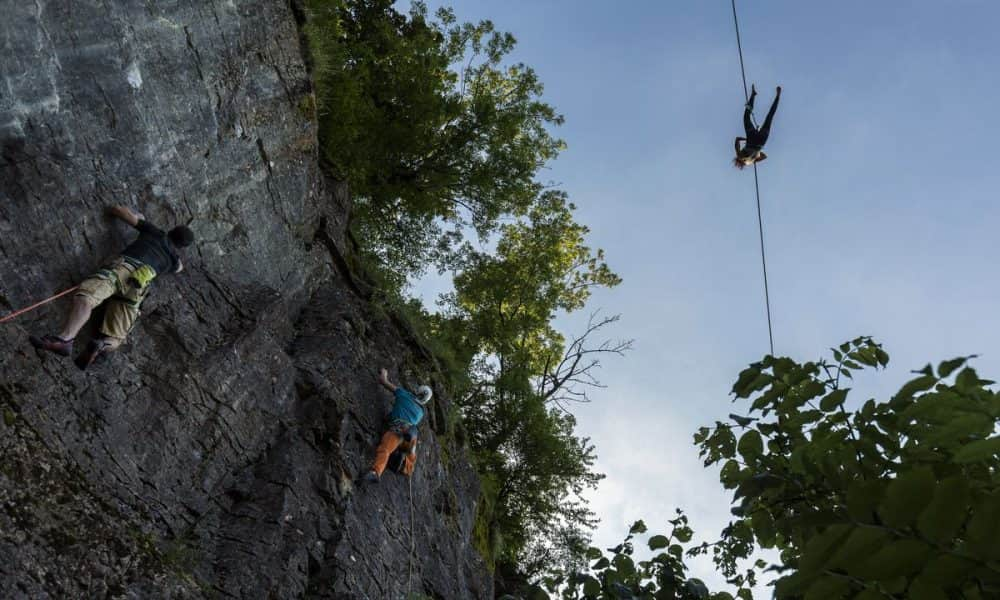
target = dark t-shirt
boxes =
[122,221,180,275]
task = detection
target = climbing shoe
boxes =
[29,334,74,357]
[362,470,379,484]
[74,338,112,371]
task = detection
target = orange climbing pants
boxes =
[371,430,417,476]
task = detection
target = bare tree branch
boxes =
[538,311,633,409]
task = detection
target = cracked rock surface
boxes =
[0,1,490,598]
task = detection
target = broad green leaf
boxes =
[907,578,948,600]
[732,366,762,398]
[774,572,817,597]
[799,524,853,574]
[685,579,710,599]
[582,575,601,596]
[847,480,884,523]
[803,575,850,600]
[820,388,850,411]
[827,526,890,572]
[854,539,931,580]
[851,348,878,368]
[955,366,983,391]
[917,476,970,543]
[875,348,890,367]
[734,473,784,502]
[585,546,602,560]
[720,459,742,488]
[674,526,693,543]
[729,413,756,427]
[878,467,935,529]
[737,430,764,460]
[919,553,977,586]
[892,375,937,405]
[938,356,972,378]
[966,491,1000,560]
[647,535,669,551]
[613,554,636,578]
[629,520,647,535]
[752,509,776,547]
[952,436,1000,463]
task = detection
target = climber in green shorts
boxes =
[29,205,195,370]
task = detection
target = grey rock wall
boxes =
[0,1,489,598]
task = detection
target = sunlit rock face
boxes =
[0,2,489,597]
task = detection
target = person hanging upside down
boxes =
[362,368,433,483]
[29,205,194,370]
[734,84,781,169]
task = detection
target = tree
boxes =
[541,514,746,600]
[433,191,625,585]
[554,338,1000,599]
[304,0,565,286]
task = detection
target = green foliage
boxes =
[554,339,999,599]
[433,191,621,582]
[548,512,748,600]
[304,0,624,585]
[304,0,564,286]
[695,338,1000,598]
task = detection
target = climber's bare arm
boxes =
[735,137,745,154]
[378,368,398,393]
[106,205,141,227]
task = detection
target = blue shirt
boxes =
[388,388,424,427]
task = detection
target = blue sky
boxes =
[414,0,1000,592]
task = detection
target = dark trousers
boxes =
[744,89,780,148]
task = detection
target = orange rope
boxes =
[0,285,79,324]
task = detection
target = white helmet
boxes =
[415,385,433,405]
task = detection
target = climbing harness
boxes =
[0,285,80,324]
[731,0,775,356]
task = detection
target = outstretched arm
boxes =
[756,152,767,162]
[734,137,745,155]
[378,368,398,393]
[106,205,142,227]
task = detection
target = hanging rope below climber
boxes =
[0,286,80,325]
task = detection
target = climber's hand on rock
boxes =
[106,205,141,227]
[378,368,397,393]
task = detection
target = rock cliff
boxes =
[0,1,489,598]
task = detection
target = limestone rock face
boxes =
[0,1,489,598]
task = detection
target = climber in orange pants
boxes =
[363,368,433,483]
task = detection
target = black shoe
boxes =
[361,470,379,484]
[29,334,74,357]
[75,338,112,371]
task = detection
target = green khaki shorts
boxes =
[75,257,151,343]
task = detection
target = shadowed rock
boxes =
[0,1,489,598]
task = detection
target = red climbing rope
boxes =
[0,285,79,324]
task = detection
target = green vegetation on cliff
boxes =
[303,0,624,588]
